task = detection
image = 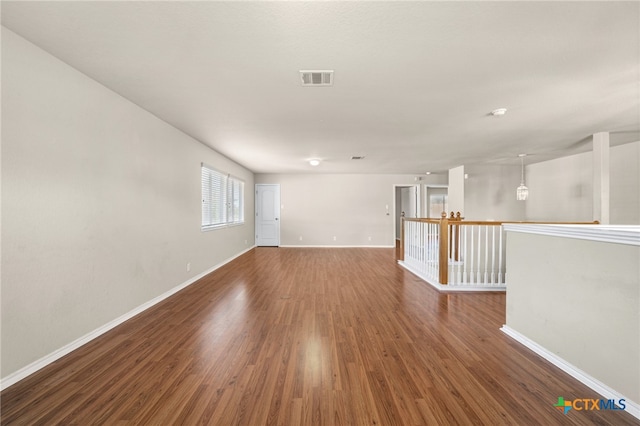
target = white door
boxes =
[256,184,280,247]
[401,186,418,218]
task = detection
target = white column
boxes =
[592,132,610,224]
[448,165,465,217]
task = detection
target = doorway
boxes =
[425,185,448,219]
[393,184,420,241]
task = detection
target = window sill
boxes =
[201,222,245,232]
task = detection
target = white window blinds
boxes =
[201,164,244,229]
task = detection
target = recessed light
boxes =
[425,171,431,175]
[490,108,507,116]
[309,159,320,166]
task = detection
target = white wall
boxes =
[611,141,640,224]
[525,141,640,224]
[525,151,593,222]
[1,28,255,379]
[505,226,640,405]
[255,174,446,246]
[464,164,526,221]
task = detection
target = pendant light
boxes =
[516,154,529,201]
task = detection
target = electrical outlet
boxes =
[368,236,372,241]
[244,239,248,245]
[186,262,191,272]
[333,236,337,241]
[299,236,303,241]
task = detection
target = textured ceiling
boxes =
[2,1,639,174]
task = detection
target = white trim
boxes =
[279,245,395,248]
[398,261,506,292]
[500,325,639,420]
[0,246,255,391]
[503,224,640,246]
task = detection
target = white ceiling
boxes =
[2,1,639,174]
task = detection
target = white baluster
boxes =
[406,221,410,264]
[421,222,424,271]
[462,225,468,284]
[415,221,419,270]
[477,225,482,285]
[498,225,504,284]
[491,226,496,284]
[404,221,408,264]
[484,225,489,284]
[456,224,462,284]
[407,221,412,265]
[418,222,421,269]
[417,222,421,272]
[413,221,417,266]
[412,221,417,265]
[429,223,436,279]
[436,222,440,281]
[469,225,475,284]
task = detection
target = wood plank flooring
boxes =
[2,247,637,425]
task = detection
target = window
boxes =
[201,163,244,229]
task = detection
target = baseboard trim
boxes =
[398,261,506,292]
[500,325,639,420]
[279,245,395,248]
[0,246,255,391]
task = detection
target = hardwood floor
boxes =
[1,247,637,425]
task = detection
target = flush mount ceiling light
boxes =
[309,159,320,166]
[516,154,529,201]
[425,171,431,175]
[490,108,507,117]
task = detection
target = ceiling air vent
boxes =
[351,156,365,160]
[300,70,333,86]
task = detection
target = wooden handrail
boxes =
[402,218,600,226]
[398,212,600,286]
